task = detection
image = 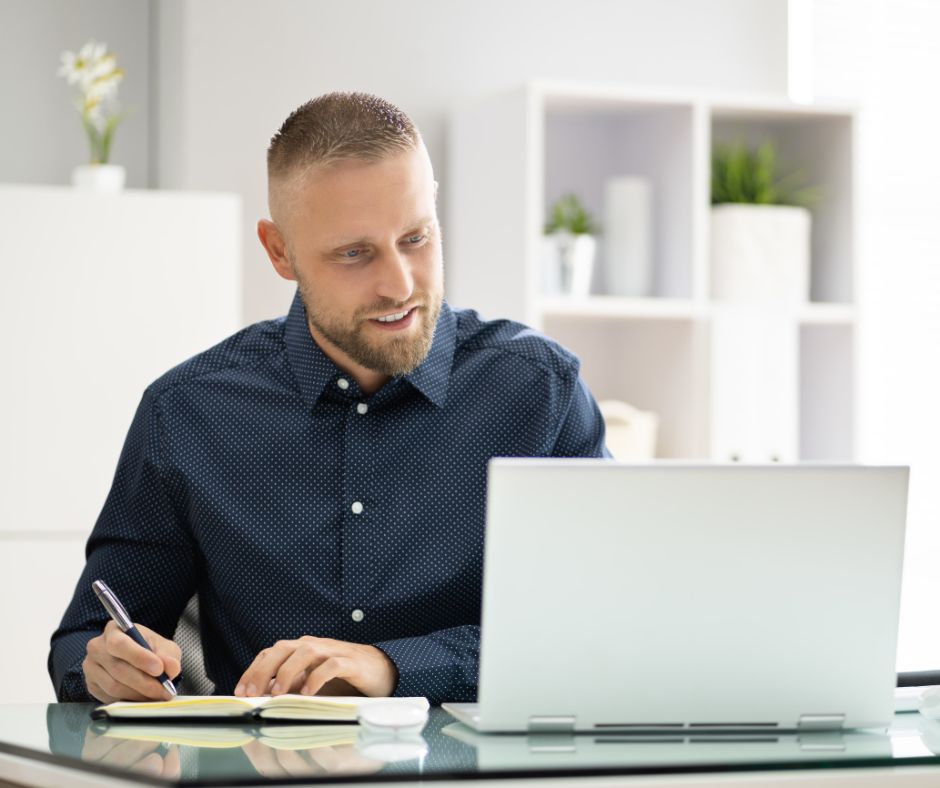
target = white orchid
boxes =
[58,41,124,164]
[58,41,107,87]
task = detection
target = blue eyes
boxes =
[338,235,426,261]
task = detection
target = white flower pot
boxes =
[710,204,811,303]
[71,164,126,194]
[543,232,596,296]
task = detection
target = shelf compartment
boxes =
[542,316,708,459]
[544,97,695,300]
[710,108,856,305]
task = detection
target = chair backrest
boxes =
[172,595,216,695]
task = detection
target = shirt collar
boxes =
[283,290,455,410]
[403,300,455,408]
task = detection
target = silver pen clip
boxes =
[91,580,133,631]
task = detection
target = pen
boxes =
[91,579,178,697]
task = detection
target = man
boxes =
[50,92,607,705]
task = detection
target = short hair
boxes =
[267,92,419,180]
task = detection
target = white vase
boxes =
[710,204,811,303]
[603,176,653,296]
[71,164,126,194]
[546,232,596,296]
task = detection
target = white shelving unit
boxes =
[0,185,242,702]
[447,82,857,461]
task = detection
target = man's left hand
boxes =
[233,637,398,698]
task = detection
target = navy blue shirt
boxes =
[50,292,607,704]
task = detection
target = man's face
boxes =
[276,146,443,378]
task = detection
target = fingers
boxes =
[235,638,397,698]
[273,639,333,695]
[102,622,162,676]
[274,747,317,776]
[316,676,360,696]
[300,655,354,696]
[85,652,170,703]
[236,637,342,697]
[161,746,181,780]
[82,728,179,778]
[243,739,316,779]
[83,622,177,702]
[235,642,295,697]
[142,624,183,680]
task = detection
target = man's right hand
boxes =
[83,620,181,703]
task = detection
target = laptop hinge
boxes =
[528,715,576,733]
[798,732,846,751]
[798,714,846,731]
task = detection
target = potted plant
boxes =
[543,193,599,296]
[58,41,127,192]
[710,141,818,303]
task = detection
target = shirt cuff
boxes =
[49,631,96,702]
[373,629,479,705]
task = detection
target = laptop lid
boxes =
[476,460,909,733]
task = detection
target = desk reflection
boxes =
[45,702,455,782]
[45,703,940,783]
[81,726,181,780]
[441,722,897,770]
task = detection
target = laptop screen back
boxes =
[477,461,908,732]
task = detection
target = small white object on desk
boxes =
[357,700,429,733]
[356,701,430,763]
[919,686,940,719]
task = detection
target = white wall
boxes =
[153,0,790,324]
[0,0,151,187]
[808,0,940,674]
[0,186,241,703]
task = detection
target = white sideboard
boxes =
[0,185,242,702]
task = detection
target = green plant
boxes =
[544,193,599,235]
[712,141,818,208]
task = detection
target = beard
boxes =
[294,274,443,377]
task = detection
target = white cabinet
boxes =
[0,185,242,701]
[447,83,857,461]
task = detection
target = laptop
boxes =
[443,460,909,733]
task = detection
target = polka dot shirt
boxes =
[50,291,608,704]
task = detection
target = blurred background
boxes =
[1,0,938,702]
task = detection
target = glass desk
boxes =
[1,703,940,785]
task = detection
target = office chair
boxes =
[172,595,216,695]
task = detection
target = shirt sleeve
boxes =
[552,372,611,458]
[48,389,198,701]
[373,624,479,704]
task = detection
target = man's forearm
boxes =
[374,624,480,704]
[49,630,97,701]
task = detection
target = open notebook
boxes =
[92,694,428,722]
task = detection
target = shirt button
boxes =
[337,378,350,390]
[356,403,368,415]
[351,609,364,623]
[351,501,364,514]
